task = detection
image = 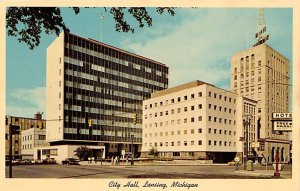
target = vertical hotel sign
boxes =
[272,113,292,131]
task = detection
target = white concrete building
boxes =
[142,80,257,163]
[33,145,105,163]
[21,127,46,160]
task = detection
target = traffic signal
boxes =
[88,118,93,127]
[38,120,44,129]
[11,125,20,135]
[133,113,138,125]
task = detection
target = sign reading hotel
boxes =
[272,112,292,131]
[272,113,292,119]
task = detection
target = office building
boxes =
[46,32,168,159]
[5,113,46,160]
[21,127,46,160]
[231,43,291,163]
[141,80,257,163]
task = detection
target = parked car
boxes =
[62,158,80,165]
[42,158,57,164]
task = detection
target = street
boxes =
[5,162,292,179]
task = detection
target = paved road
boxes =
[5,163,292,179]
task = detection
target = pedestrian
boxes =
[111,156,114,165]
[88,157,91,164]
[92,156,95,163]
[126,156,128,164]
[234,155,240,170]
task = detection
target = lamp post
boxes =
[131,135,134,165]
[242,114,252,170]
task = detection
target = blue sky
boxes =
[6,8,293,118]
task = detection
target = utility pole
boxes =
[9,123,12,178]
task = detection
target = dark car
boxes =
[42,158,57,164]
[62,158,80,165]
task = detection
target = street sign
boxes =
[273,121,292,131]
[272,113,292,119]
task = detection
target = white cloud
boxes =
[7,86,46,118]
[121,9,258,88]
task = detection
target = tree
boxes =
[74,146,93,160]
[148,147,159,158]
[6,7,175,49]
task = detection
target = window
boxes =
[214,117,217,122]
[184,130,187,134]
[209,104,212,109]
[208,140,211,145]
[219,141,222,146]
[198,128,202,133]
[184,96,188,100]
[165,111,168,115]
[177,97,181,102]
[191,141,194,146]
[184,118,187,123]
[184,107,187,112]
[208,116,212,121]
[214,141,217,146]
[177,108,181,113]
[198,104,202,109]
[214,105,217,110]
[199,92,202,97]
[191,106,194,111]
[171,109,174,114]
[209,128,211,133]
[191,117,195,122]
[171,99,174,103]
[209,92,212,97]
[191,94,195,99]
[214,129,217,134]
[198,116,202,121]
[184,141,187,146]
[219,130,222,134]
[198,140,202,145]
[191,129,194,134]
[214,93,217,98]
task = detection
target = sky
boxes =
[6,8,293,118]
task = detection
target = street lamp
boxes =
[131,135,134,165]
[242,114,252,170]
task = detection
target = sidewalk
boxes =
[234,167,292,179]
[79,160,228,166]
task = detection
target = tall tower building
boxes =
[46,32,168,159]
[230,43,290,162]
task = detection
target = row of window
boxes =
[208,104,236,114]
[145,128,203,137]
[145,115,236,128]
[208,116,236,125]
[145,140,237,147]
[22,135,33,141]
[67,43,167,78]
[22,144,32,150]
[144,116,203,128]
[208,128,236,136]
[145,105,203,119]
[65,62,166,90]
[145,92,236,109]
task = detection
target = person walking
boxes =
[234,155,240,170]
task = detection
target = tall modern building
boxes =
[142,80,257,163]
[46,32,168,159]
[230,43,291,162]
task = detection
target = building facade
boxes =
[141,80,257,163]
[21,127,46,160]
[5,114,46,160]
[46,32,168,158]
[231,43,291,163]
